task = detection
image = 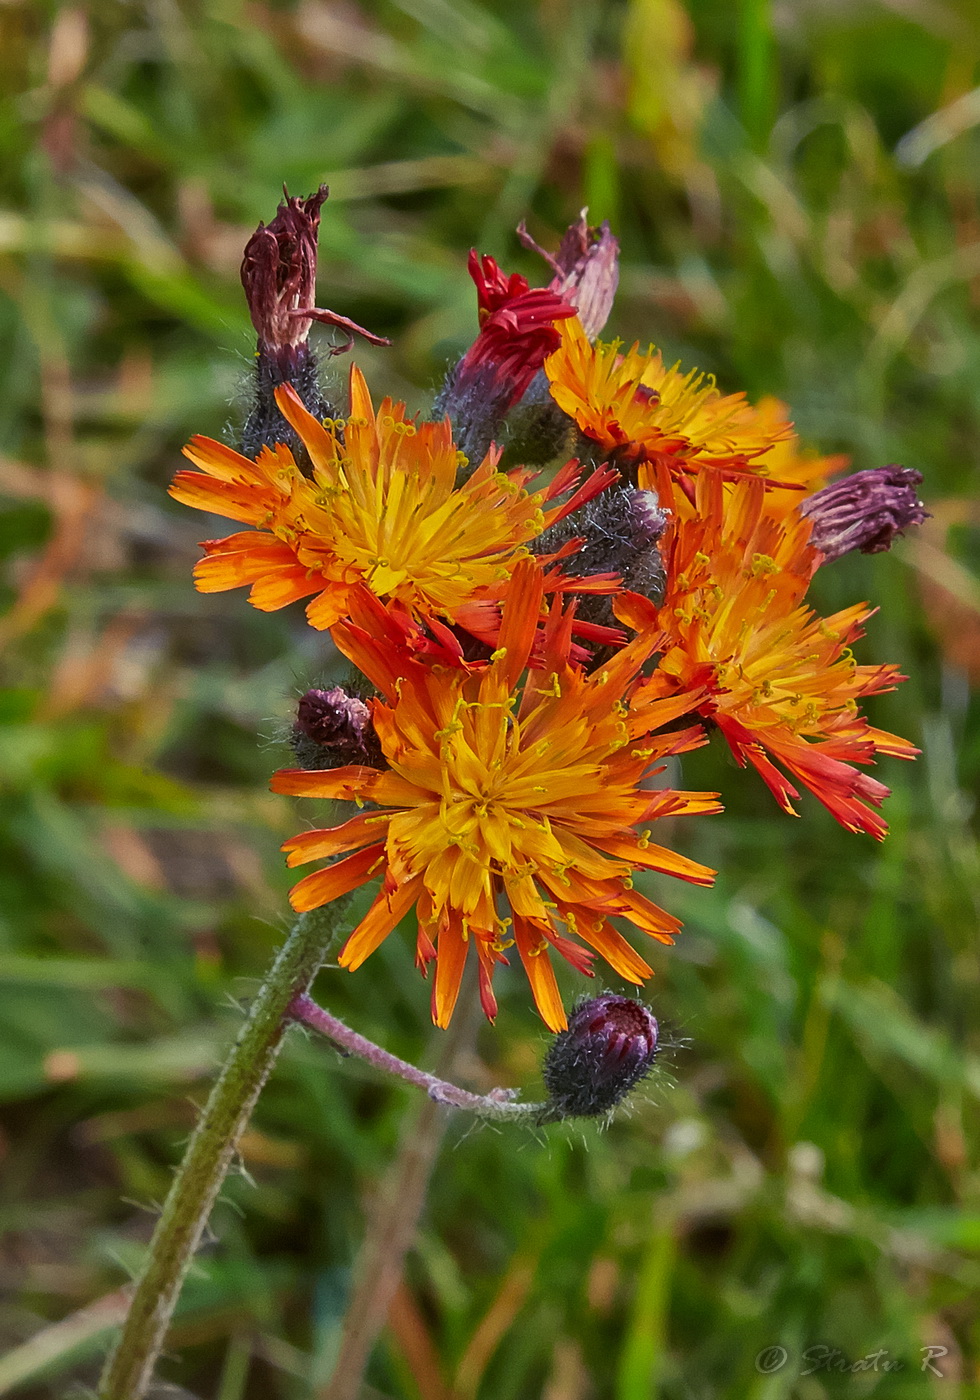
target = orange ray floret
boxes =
[628,473,918,839]
[637,397,850,526]
[169,364,610,633]
[544,318,794,502]
[271,559,721,1031]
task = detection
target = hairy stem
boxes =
[100,902,350,1400]
[289,992,549,1122]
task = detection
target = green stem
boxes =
[99,902,350,1400]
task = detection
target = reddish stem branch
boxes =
[288,993,545,1122]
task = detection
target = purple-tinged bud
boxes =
[291,687,386,771]
[800,466,928,563]
[624,488,668,608]
[542,994,659,1119]
[630,489,669,550]
[518,210,620,340]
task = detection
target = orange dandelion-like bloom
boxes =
[628,472,918,839]
[544,318,792,494]
[169,364,607,633]
[271,560,721,1031]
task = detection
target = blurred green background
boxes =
[1,0,979,1396]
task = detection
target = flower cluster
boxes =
[171,192,922,1031]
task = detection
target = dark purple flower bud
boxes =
[291,687,386,771]
[542,994,659,1119]
[518,210,620,339]
[800,466,928,563]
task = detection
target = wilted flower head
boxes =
[518,210,620,340]
[239,186,391,462]
[241,185,390,368]
[542,994,659,1118]
[241,186,327,369]
[801,466,928,562]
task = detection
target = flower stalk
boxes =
[99,902,351,1400]
[288,992,547,1123]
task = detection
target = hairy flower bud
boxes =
[630,487,669,547]
[499,371,577,467]
[518,210,620,340]
[542,994,659,1118]
[291,687,386,771]
[531,486,667,648]
[800,466,928,563]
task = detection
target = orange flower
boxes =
[544,318,793,497]
[170,364,609,632]
[632,397,848,528]
[271,560,721,1031]
[629,472,917,839]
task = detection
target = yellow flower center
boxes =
[380,677,632,924]
[287,400,544,615]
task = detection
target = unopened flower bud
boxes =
[624,488,668,605]
[800,466,928,562]
[499,371,576,467]
[291,687,385,771]
[542,994,659,1119]
[518,210,620,340]
[532,486,667,642]
[630,488,669,549]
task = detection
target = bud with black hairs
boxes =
[541,994,660,1120]
[290,686,386,772]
